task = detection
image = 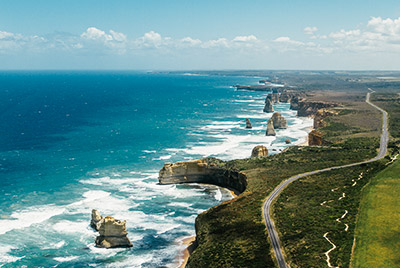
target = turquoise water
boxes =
[0,72,312,267]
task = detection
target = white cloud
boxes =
[304,26,318,35]
[110,30,127,42]
[368,16,400,35]
[233,35,257,42]
[81,27,113,41]
[180,37,202,46]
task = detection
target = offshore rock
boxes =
[266,119,276,136]
[245,118,252,129]
[263,98,274,113]
[285,138,291,144]
[95,216,133,248]
[271,89,279,103]
[271,112,287,129]
[159,158,247,193]
[91,209,103,231]
[251,145,268,158]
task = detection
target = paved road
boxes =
[263,90,389,268]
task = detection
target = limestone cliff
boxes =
[266,119,276,136]
[290,96,300,110]
[251,145,268,158]
[313,109,338,128]
[271,112,287,129]
[297,101,338,117]
[279,91,291,103]
[308,130,333,146]
[263,98,274,113]
[91,210,133,248]
[245,118,252,129]
[158,158,247,193]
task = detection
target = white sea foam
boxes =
[0,206,66,235]
[54,256,79,262]
[152,155,173,161]
[0,245,23,264]
[214,188,222,201]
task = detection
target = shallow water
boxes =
[0,72,312,267]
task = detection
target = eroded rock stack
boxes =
[271,112,287,129]
[263,98,274,113]
[266,119,276,136]
[279,91,291,103]
[251,145,268,158]
[245,118,252,129]
[285,138,291,144]
[271,89,279,103]
[91,210,133,248]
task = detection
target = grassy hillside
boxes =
[351,160,400,268]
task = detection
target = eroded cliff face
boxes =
[266,118,276,136]
[313,109,338,128]
[297,101,338,117]
[158,158,247,193]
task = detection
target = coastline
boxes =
[177,236,197,268]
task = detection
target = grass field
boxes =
[351,160,400,268]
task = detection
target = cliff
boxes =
[158,158,247,193]
[308,130,332,146]
[313,109,338,128]
[297,101,338,117]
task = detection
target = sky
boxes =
[1,0,400,70]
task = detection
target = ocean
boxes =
[0,71,312,267]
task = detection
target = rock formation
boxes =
[285,138,291,144]
[91,209,103,231]
[251,145,268,158]
[159,158,247,193]
[263,98,274,113]
[297,101,338,117]
[290,96,300,110]
[266,119,276,136]
[245,118,252,129]
[271,89,279,103]
[271,112,287,129]
[279,91,291,103]
[91,210,133,248]
[313,109,338,128]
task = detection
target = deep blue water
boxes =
[0,72,311,267]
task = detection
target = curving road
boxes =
[263,90,389,268]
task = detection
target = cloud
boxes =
[304,26,318,35]
[367,16,400,35]
[81,27,113,41]
[233,35,257,42]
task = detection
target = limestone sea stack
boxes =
[251,145,268,158]
[91,210,133,248]
[271,89,279,103]
[271,112,287,129]
[263,98,274,113]
[285,138,291,144]
[245,118,252,129]
[266,119,276,136]
[91,209,103,231]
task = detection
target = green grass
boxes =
[351,160,400,268]
[186,139,379,268]
[372,93,400,138]
[273,161,387,268]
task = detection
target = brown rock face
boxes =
[245,118,252,129]
[159,158,247,193]
[266,119,276,136]
[271,112,287,129]
[285,138,291,144]
[263,98,274,113]
[91,211,133,248]
[279,91,291,103]
[251,145,268,158]
[313,109,338,128]
[308,130,332,146]
[290,96,300,110]
[297,101,338,117]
